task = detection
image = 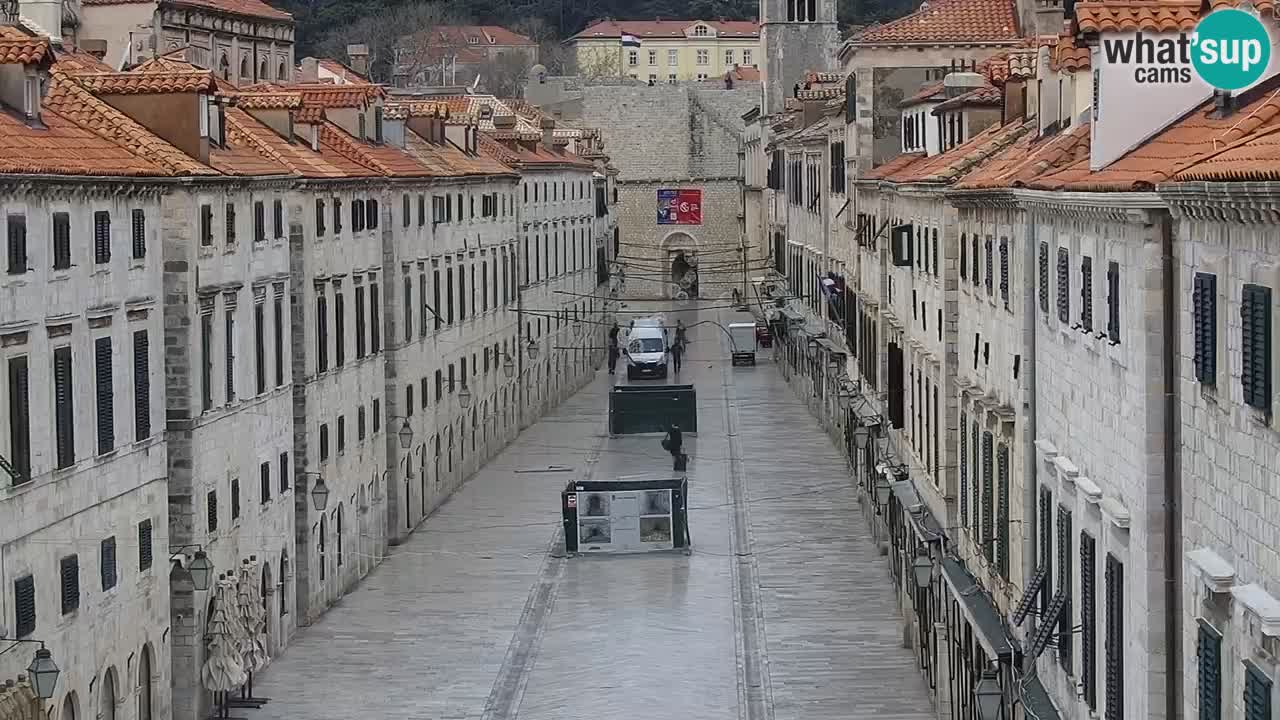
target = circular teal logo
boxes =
[1192,8,1272,91]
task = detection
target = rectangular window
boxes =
[254,200,266,242]
[446,268,455,324]
[743,49,752,65]
[8,357,32,482]
[435,370,443,402]
[366,198,379,229]
[138,519,153,571]
[403,194,411,227]
[201,204,213,246]
[273,199,284,239]
[201,313,213,409]
[225,203,236,244]
[1057,247,1070,323]
[260,461,271,503]
[207,490,217,532]
[997,443,1010,579]
[459,263,467,321]
[279,452,289,493]
[100,537,117,590]
[998,238,1009,303]
[52,212,70,269]
[406,384,414,417]
[6,211,26,272]
[958,411,968,528]
[60,555,79,614]
[404,275,413,343]
[13,575,34,638]
[1081,256,1094,332]
[1198,621,1222,720]
[316,294,328,373]
[334,289,345,367]
[1242,283,1272,413]
[1193,272,1218,384]
[131,209,146,259]
[320,422,329,460]
[419,273,428,337]
[355,286,367,359]
[93,210,111,264]
[133,330,150,441]
[696,49,708,65]
[333,199,342,233]
[1107,261,1121,343]
[668,48,678,65]
[981,431,994,563]
[230,477,240,520]
[372,398,381,433]
[254,303,266,394]
[370,282,381,353]
[420,377,428,409]
[1040,486,1054,614]
[418,194,426,226]
[1105,553,1125,720]
[1245,663,1272,720]
[1038,242,1050,314]
[94,336,114,455]
[482,261,489,312]
[224,308,235,402]
[1081,532,1097,711]
[337,415,346,453]
[316,198,326,236]
[984,236,994,296]
[358,406,367,440]
[274,294,285,387]
[1057,504,1074,670]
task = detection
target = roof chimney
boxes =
[300,57,320,82]
[943,71,985,98]
[346,44,369,77]
[540,115,555,149]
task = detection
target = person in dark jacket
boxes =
[670,336,684,373]
[607,340,619,375]
[664,424,685,470]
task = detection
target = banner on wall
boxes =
[657,189,702,225]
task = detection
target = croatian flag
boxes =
[620,33,641,47]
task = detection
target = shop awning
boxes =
[939,557,1018,662]
[815,337,847,357]
[890,480,945,543]
[780,308,804,323]
[1019,675,1062,720]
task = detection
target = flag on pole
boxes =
[620,33,641,47]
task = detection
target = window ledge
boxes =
[90,267,110,277]
[1230,583,1280,636]
[129,259,146,271]
[1100,496,1130,530]
[1186,547,1236,594]
[1075,476,1102,503]
[49,271,71,282]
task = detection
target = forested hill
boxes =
[277,0,917,59]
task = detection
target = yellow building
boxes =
[567,19,760,82]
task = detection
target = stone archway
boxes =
[662,231,699,299]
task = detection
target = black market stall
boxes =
[608,384,698,435]
[562,476,691,553]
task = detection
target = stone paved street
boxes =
[249,301,934,720]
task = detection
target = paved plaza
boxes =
[249,301,934,720]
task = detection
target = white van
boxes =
[624,321,669,380]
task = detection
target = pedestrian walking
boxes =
[662,423,687,471]
[670,337,684,373]
[607,341,619,375]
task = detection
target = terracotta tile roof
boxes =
[213,108,293,176]
[233,91,302,109]
[933,84,1003,112]
[954,121,1091,189]
[78,70,215,94]
[862,152,927,180]
[294,105,325,124]
[383,100,450,119]
[1075,0,1199,33]
[0,26,51,66]
[1008,48,1038,77]
[0,101,168,176]
[44,69,216,175]
[887,117,1037,183]
[319,123,437,177]
[131,51,199,73]
[476,132,594,169]
[1030,78,1280,190]
[1174,124,1280,181]
[900,81,947,107]
[164,0,292,22]
[402,25,535,54]
[805,71,844,84]
[796,87,843,101]
[570,18,759,40]
[81,0,152,4]
[294,84,381,108]
[403,131,516,177]
[53,47,116,73]
[235,111,371,178]
[855,0,1021,44]
[1046,33,1090,72]
[728,65,761,81]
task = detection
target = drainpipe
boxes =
[1020,200,1038,648]
[1159,208,1183,720]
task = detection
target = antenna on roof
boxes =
[471,74,481,92]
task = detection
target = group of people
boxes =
[606,320,688,375]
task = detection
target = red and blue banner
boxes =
[657,188,702,225]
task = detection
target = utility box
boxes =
[608,384,697,435]
[563,477,690,554]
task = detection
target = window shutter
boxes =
[320,423,329,460]
[7,214,27,274]
[368,198,379,229]
[1105,554,1125,720]
[315,199,326,236]
[333,290,345,367]
[1081,256,1094,332]
[371,282,381,353]
[60,555,79,614]
[982,431,994,562]
[52,212,70,269]
[1193,272,1218,384]
[999,238,1009,303]
[333,199,341,232]
[1245,663,1273,720]
[133,330,150,441]
[1198,621,1222,720]
[231,477,240,519]
[254,201,265,242]
[131,209,146,259]
[932,229,939,276]
[95,336,114,455]
[355,285,366,358]
[971,421,981,542]
[960,234,968,281]
[254,304,266,394]
[225,203,236,243]
[1040,487,1054,612]
[14,575,35,637]
[1057,505,1073,670]
[959,412,969,527]
[403,195,411,227]
[225,309,235,400]
[997,443,1010,579]
[972,235,981,288]
[372,398,381,432]
[207,490,217,532]
[260,461,271,503]
[201,204,213,245]
[274,199,283,238]
[1081,532,1097,711]
[1038,242,1050,313]
[7,357,31,482]
[1057,247,1070,323]
[317,294,328,372]
[1242,284,1272,413]
[100,537,117,590]
[274,295,285,387]
[93,211,111,264]
[138,519,153,570]
[358,406,367,440]
[418,195,426,226]
[1107,261,1121,343]
[985,237,994,296]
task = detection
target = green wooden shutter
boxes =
[1244,663,1272,720]
[1242,284,1272,413]
[95,336,114,455]
[982,431,994,563]
[1105,554,1125,720]
[1039,241,1050,314]
[1057,247,1070,323]
[1193,273,1218,384]
[133,330,150,441]
[60,555,79,614]
[1040,487,1054,613]
[1081,256,1094,332]
[1198,621,1222,720]
[14,575,35,637]
[1081,532,1097,711]
[997,443,1010,579]
[1057,505,1073,670]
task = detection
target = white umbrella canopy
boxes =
[201,576,247,692]
[237,559,270,672]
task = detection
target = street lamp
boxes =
[974,668,1004,720]
[299,472,329,511]
[853,424,871,452]
[0,639,62,699]
[503,352,516,378]
[527,338,540,359]
[874,476,891,506]
[397,418,414,450]
[458,384,473,409]
[911,547,934,590]
[168,545,215,591]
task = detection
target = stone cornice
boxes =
[1158,181,1280,224]
[945,188,1020,209]
[1011,189,1164,223]
[0,176,170,199]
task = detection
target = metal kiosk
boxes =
[563,476,691,554]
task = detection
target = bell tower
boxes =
[759,0,840,115]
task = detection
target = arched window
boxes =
[318,515,327,581]
[139,646,154,720]
[218,54,230,80]
[239,56,250,81]
[100,668,118,720]
[279,551,290,617]
[259,59,269,81]
[277,61,288,82]
[336,504,344,567]
[62,693,78,720]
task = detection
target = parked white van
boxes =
[624,319,669,380]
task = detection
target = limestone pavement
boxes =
[249,300,934,720]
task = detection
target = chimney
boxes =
[80,39,108,60]
[1211,89,1237,118]
[300,57,320,82]
[540,115,555,148]
[346,44,369,77]
[943,71,986,98]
